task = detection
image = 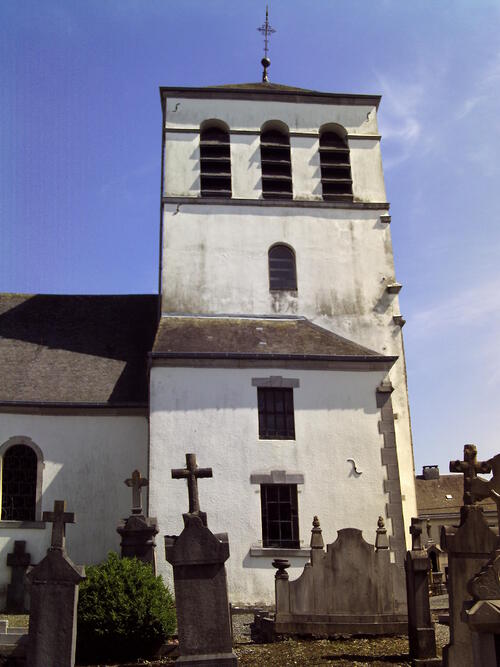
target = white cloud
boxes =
[374,66,444,170]
[411,277,500,335]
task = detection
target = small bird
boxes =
[347,459,362,477]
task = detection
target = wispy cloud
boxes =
[374,65,445,170]
[411,277,500,335]
[100,160,157,197]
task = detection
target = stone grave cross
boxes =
[6,540,31,613]
[125,469,148,514]
[409,517,425,551]
[471,452,500,526]
[42,499,75,550]
[450,443,491,506]
[172,453,213,514]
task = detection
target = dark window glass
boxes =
[260,128,292,199]
[268,245,297,291]
[258,387,295,439]
[319,130,353,201]
[1,445,37,521]
[200,125,231,198]
[261,484,299,548]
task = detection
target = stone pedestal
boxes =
[26,548,85,667]
[463,599,500,666]
[441,506,498,667]
[165,513,237,666]
[405,547,440,665]
[6,540,31,613]
[460,549,500,666]
[117,513,158,572]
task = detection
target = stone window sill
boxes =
[249,545,311,558]
[0,521,46,529]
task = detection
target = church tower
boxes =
[149,71,417,603]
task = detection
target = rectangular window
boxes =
[258,387,295,440]
[260,484,299,548]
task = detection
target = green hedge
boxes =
[77,552,176,662]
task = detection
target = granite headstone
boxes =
[26,500,85,667]
[165,453,237,666]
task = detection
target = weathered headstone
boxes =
[442,444,499,667]
[253,515,407,640]
[27,500,85,667]
[117,469,158,571]
[460,452,500,666]
[405,518,440,666]
[165,453,237,666]
[6,540,31,613]
[462,549,500,666]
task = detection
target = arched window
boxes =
[260,124,292,199]
[268,244,297,291]
[1,445,37,521]
[0,437,43,522]
[319,127,353,201]
[199,122,231,198]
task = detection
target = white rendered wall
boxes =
[163,96,385,202]
[160,202,417,548]
[0,413,148,609]
[150,366,391,605]
[160,93,417,558]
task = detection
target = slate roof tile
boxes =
[0,294,158,406]
[152,315,395,363]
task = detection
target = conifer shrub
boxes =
[76,552,176,662]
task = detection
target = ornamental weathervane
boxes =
[257,5,276,83]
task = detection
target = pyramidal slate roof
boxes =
[206,82,320,93]
[152,315,396,364]
[0,294,158,407]
[159,82,381,107]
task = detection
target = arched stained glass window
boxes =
[1,445,37,521]
[268,244,297,291]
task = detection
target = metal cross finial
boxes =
[257,5,276,82]
[125,470,148,514]
[43,500,75,551]
[171,453,213,515]
[450,444,491,506]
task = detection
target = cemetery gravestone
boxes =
[6,540,31,613]
[442,444,499,667]
[254,516,407,640]
[405,518,440,666]
[461,452,500,667]
[462,549,500,666]
[117,469,159,571]
[165,453,237,666]
[26,500,85,667]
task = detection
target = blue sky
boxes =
[1,1,499,474]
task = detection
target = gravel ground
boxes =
[230,612,450,666]
[0,608,450,666]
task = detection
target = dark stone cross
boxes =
[409,517,425,551]
[42,500,75,550]
[6,540,31,613]
[449,444,491,506]
[125,469,148,514]
[171,453,213,514]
